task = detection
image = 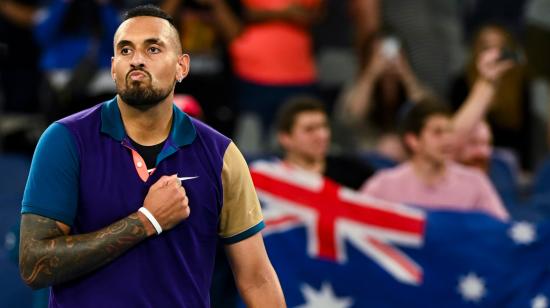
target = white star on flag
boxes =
[532,294,548,308]
[296,282,353,308]
[509,221,536,245]
[458,272,486,303]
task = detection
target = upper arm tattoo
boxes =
[19,213,148,289]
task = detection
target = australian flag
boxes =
[250,160,550,308]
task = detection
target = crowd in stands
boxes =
[3,0,548,215]
[1,0,550,306]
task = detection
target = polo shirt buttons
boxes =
[137,161,143,168]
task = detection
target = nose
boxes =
[130,51,146,69]
[315,126,330,143]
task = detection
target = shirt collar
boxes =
[100,96,196,147]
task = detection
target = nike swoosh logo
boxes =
[178,176,199,181]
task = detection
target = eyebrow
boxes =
[116,38,166,50]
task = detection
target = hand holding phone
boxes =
[381,37,400,60]
[499,48,521,63]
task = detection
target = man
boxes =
[18,5,285,307]
[361,102,510,221]
[455,120,521,210]
[456,121,492,172]
[276,96,374,190]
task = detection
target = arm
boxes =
[19,213,148,289]
[452,47,514,149]
[393,51,435,104]
[338,43,387,123]
[351,0,380,42]
[226,233,286,308]
[219,142,285,306]
[20,175,190,289]
[197,0,244,43]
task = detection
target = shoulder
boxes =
[36,122,79,157]
[362,163,411,194]
[56,103,103,128]
[190,117,231,150]
[371,163,412,183]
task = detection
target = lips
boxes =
[127,70,149,81]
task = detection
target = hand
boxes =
[391,51,414,82]
[364,42,391,80]
[477,47,515,84]
[141,175,190,233]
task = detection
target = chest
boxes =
[74,140,223,234]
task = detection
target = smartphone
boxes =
[381,37,401,60]
[499,48,521,64]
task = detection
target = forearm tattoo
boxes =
[19,213,148,289]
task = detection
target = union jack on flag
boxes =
[250,160,550,308]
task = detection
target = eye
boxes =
[120,47,131,55]
[148,46,160,54]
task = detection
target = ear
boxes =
[404,133,419,153]
[111,56,116,81]
[176,54,190,82]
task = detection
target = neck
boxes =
[284,153,325,174]
[410,155,447,185]
[117,95,173,146]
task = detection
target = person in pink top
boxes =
[361,102,510,221]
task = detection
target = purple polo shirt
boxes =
[22,97,264,307]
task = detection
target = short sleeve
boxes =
[21,123,80,226]
[219,142,264,244]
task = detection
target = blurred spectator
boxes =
[361,102,510,221]
[449,24,533,170]
[334,34,435,162]
[455,121,492,172]
[380,0,465,97]
[311,0,379,109]
[0,0,41,113]
[162,0,242,137]
[34,0,120,120]
[455,120,522,212]
[276,96,374,190]
[445,46,521,212]
[229,0,322,153]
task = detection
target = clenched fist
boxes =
[139,175,190,236]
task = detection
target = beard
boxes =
[461,156,490,173]
[117,72,173,111]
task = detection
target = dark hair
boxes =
[399,100,451,137]
[122,5,182,52]
[123,4,176,27]
[276,96,326,133]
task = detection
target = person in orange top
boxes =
[230,0,323,151]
